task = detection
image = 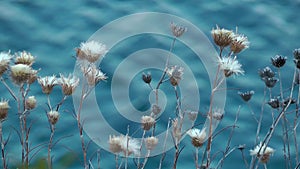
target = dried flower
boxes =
[82,64,107,86]
[47,110,60,125]
[170,22,187,37]
[271,55,287,68]
[120,135,140,156]
[142,72,152,84]
[259,67,275,80]
[238,90,254,102]
[187,110,198,121]
[167,65,184,86]
[250,142,275,163]
[187,128,206,147]
[15,51,35,66]
[76,41,108,63]
[141,115,155,131]
[0,51,12,76]
[10,64,33,85]
[151,104,161,116]
[212,111,224,121]
[58,74,79,95]
[211,26,234,48]
[263,77,278,88]
[230,33,250,54]
[283,97,296,107]
[218,56,244,77]
[25,96,36,110]
[293,48,300,60]
[38,75,58,94]
[268,98,280,109]
[0,99,9,120]
[108,135,122,154]
[145,136,158,150]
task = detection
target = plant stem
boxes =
[0,122,7,169]
[48,124,55,169]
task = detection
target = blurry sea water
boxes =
[1,0,300,168]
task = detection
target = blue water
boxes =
[1,0,300,168]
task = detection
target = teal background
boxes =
[0,0,300,168]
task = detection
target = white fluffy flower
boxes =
[230,34,250,53]
[119,135,140,156]
[167,65,184,86]
[218,56,244,77]
[187,128,206,147]
[250,142,275,163]
[0,51,12,76]
[81,64,107,86]
[58,74,79,95]
[77,41,108,63]
[38,75,58,94]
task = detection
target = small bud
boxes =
[0,99,9,120]
[238,144,246,151]
[25,96,36,110]
[142,72,152,84]
[238,90,254,102]
[271,55,287,68]
[141,116,155,131]
[48,110,60,125]
[145,136,158,150]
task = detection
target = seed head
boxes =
[38,75,58,94]
[187,128,206,148]
[151,104,161,116]
[142,72,152,84]
[145,136,158,150]
[47,110,60,125]
[250,142,275,163]
[211,26,234,48]
[187,110,198,121]
[259,67,275,80]
[15,51,35,66]
[238,90,254,102]
[167,65,184,86]
[230,34,250,54]
[268,98,280,109]
[218,56,244,77]
[170,22,187,37]
[76,41,108,63]
[293,48,300,60]
[271,55,287,68]
[108,135,122,154]
[141,115,155,131]
[0,51,12,76]
[81,64,107,86]
[263,77,278,88]
[25,96,37,110]
[0,99,9,120]
[10,64,33,85]
[58,74,79,95]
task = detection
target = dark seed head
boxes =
[142,72,152,84]
[259,67,275,80]
[238,90,255,102]
[268,98,280,109]
[263,77,278,88]
[283,98,296,107]
[293,48,300,60]
[271,55,287,68]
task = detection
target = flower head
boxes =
[187,128,206,147]
[230,34,250,54]
[81,64,107,86]
[250,142,275,163]
[145,136,158,150]
[15,51,35,66]
[167,65,184,86]
[25,96,37,110]
[76,41,108,63]
[211,26,234,48]
[47,110,60,125]
[108,135,140,156]
[187,110,198,121]
[238,90,254,102]
[0,51,12,76]
[109,135,122,154]
[38,75,58,94]
[218,56,244,77]
[10,64,33,85]
[259,67,275,80]
[170,22,187,37]
[263,77,278,88]
[0,99,9,120]
[271,55,287,68]
[151,104,161,116]
[58,74,79,95]
[268,98,280,109]
[141,115,155,131]
[142,72,152,84]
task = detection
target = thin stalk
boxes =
[0,122,7,169]
[194,148,199,169]
[158,118,171,169]
[47,124,55,169]
[141,150,150,169]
